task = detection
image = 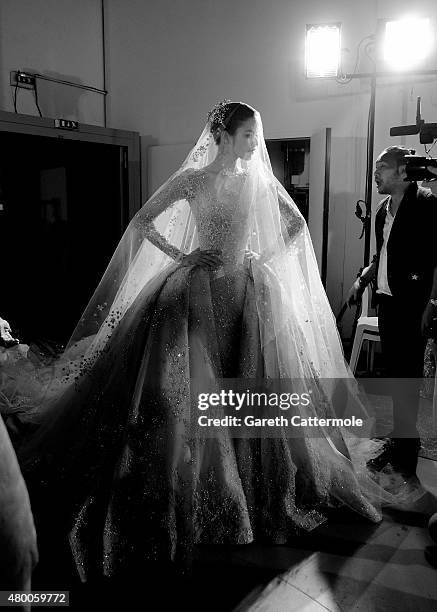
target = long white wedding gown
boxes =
[2,110,425,582]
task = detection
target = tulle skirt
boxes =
[4,263,424,580]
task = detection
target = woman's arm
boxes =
[278,189,305,244]
[133,170,222,270]
[251,189,305,267]
[132,170,192,262]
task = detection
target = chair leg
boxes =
[365,339,376,374]
[369,341,376,373]
[365,339,371,373]
[349,328,364,374]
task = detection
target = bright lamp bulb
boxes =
[383,17,433,70]
[306,24,341,78]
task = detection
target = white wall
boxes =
[0,0,104,124]
[103,0,437,334]
[1,0,437,337]
[104,0,374,142]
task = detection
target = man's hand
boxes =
[422,166,437,195]
[0,317,19,347]
[422,302,437,337]
[347,262,376,306]
[347,279,363,306]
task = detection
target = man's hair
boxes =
[377,145,413,170]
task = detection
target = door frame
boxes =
[0,109,141,225]
[308,127,331,287]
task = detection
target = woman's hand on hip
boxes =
[179,248,223,270]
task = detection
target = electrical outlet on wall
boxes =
[54,119,79,130]
[10,71,36,89]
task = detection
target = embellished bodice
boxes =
[187,170,250,266]
[133,167,304,266]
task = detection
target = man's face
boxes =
[374,158,406,195]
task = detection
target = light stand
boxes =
[342,67,437,267]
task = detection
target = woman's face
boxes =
[229,118,258,160]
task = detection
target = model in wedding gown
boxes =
[10,101,423,581]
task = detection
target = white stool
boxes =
[349,286,380,374]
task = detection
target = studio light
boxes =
[383,17,433,70]
[304,15,437,266]
[305,23,341,78]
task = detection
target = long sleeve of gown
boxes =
[132,171,192,262]
[256,190,305,265]
[278,189,305,244]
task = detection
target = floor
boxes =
[233,457,437,612]
[30,457,437,611]
[27,340,437,610]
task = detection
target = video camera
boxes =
[403,155,437,181]
[390,97,437,181]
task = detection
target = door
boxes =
[308,128,331,286]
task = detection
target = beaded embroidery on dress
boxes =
[10,103,425,581]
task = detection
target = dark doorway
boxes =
[0,133,128,345]
[266,138,310,222]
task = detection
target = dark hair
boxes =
[377,145,413,171]
[208,102,255,145]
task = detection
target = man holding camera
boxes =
[348,146,437,476]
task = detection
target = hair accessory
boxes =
[207,99,231,129]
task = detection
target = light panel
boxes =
[383,17,433,70]
[305,23,341,78]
